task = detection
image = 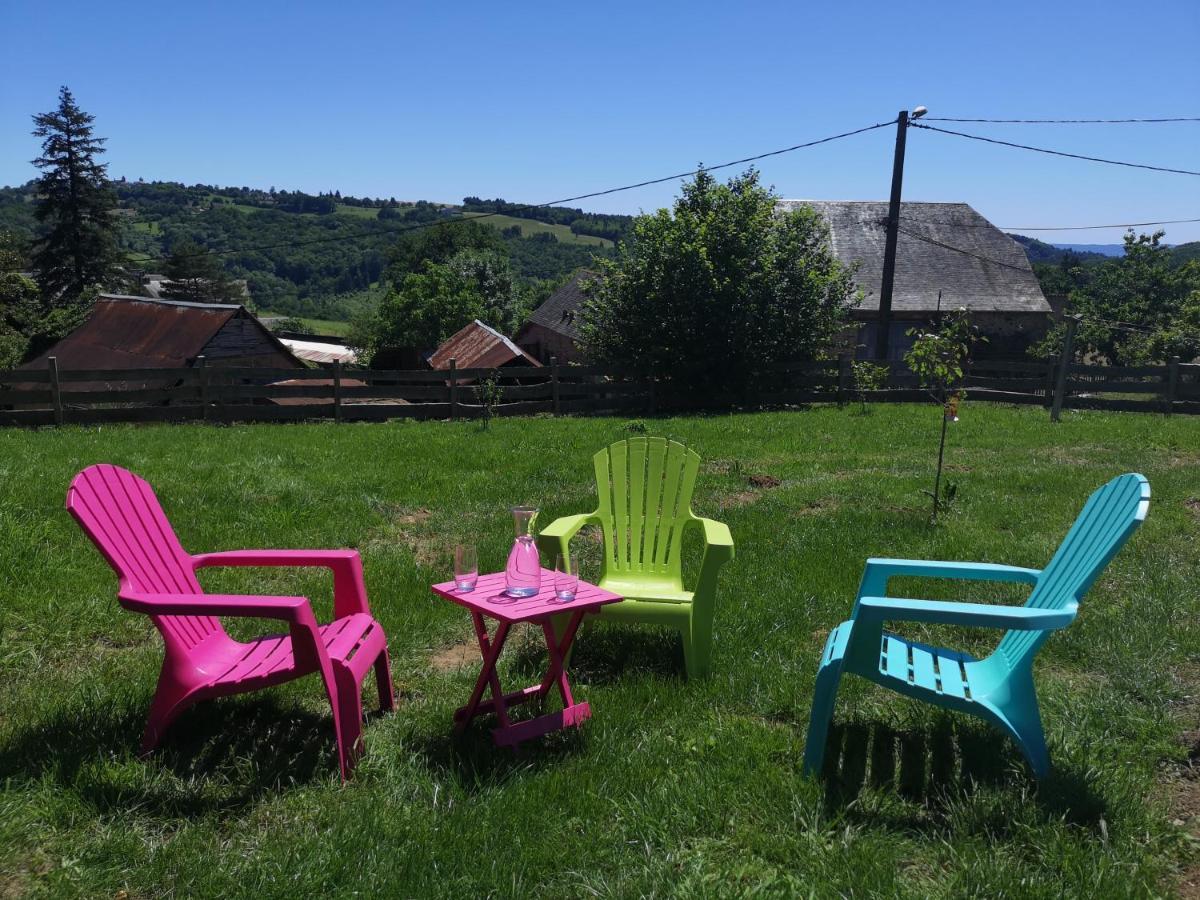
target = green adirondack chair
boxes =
[804,472,1150,779]
[537,437,734,678]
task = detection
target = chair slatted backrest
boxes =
[67,464,220,651]
[998,472,1150,668]
[593,438,701,578]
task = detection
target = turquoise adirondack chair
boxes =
[538,437,734,677]
[804,473,1150,779]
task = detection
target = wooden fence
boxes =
[0,353,1198,427]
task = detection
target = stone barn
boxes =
[776,201,1053,359]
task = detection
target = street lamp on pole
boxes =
[874,104,927,361]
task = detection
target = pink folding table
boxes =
[430,568,622,747]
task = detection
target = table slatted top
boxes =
[431,569,622,623]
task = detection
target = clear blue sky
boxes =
[3,0,1198,242]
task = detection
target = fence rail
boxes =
[1,352,1198,427]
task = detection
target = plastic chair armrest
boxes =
[118,591,313,622]
[191,549,370,618]
[856,596,1076,630]
[536,513,598,563]
[693,516,734,563]
[858,557,1041,600]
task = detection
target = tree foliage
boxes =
[0,232,39,368]
[1031,231,1200,364]
[161,238,242,303]
[350,249,529,361]
[29,87,120,305]
[578,169,859,394]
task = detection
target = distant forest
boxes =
[0,181,622,320]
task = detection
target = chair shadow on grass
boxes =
[0,691,351,820]
[411,717,588,792]
[817,717,1110,834]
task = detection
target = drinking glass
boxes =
[454,544,478,592]
[553,555,580,602]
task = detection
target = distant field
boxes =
[189,200,612,248]
[468,212,612,247]
[260,314,353,337]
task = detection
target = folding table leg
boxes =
[539,610,586,708]
[456,615,511,733]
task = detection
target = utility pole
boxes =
[875,106,926,360]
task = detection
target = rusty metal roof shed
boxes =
[20,295,303,371]
[428,320,541,371]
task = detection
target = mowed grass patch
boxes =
[0,405,1197,896]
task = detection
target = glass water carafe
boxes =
[505,506,541,597]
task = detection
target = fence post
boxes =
[1165,355,1180,415]
[837,353,851,408]
[550,355,560,416]
[48,356,63,426]
[1050,316,1078,423]
[196,355,209,422]
[1043,358,1056,408]
[449,357,458,421]
[333,359,343,423]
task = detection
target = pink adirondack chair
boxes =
[66,463,395,780]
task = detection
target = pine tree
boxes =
[160,238,240,303]
[30,86,120,305]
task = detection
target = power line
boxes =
[910,122,1200,177]
[899,215,1200,231]
[926,116,1200,124]
[895,225,1033,272]
[120,119,898,266]
[1003,218,1200,231]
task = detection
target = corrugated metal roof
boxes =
[428,320,541,370]
[279,338,358,365]
[775,201,1051,314]
[19,295,303,372]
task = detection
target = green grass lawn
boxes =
[0,405,1197,897]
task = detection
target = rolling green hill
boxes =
[0,181,616,321]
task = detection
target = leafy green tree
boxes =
[1032,231,1200,364]
[385,220,504,282]
[351,250,527,362]
[578,168,859,395]
[30,86,120,305]
[161,239,241,303]
[0,232,40,368]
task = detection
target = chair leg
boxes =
[139,672,195,755]
[374,648,396,712]
[333,665,364,780]
[683,612,713,679]
[1000,670,1050,779]
[803,661,847,777]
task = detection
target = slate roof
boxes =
[428,320,541,371]
[523,269,596,340]
[775,201,1050,314]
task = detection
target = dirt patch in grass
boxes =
[717,474,783,509]
[430,641,478,673]
[1185,499,1200,520]
[395,507,432,526]
[1165,665,1200,896]
[366,506,439,566]
[789,497,841,517]
[720,490,761,509]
